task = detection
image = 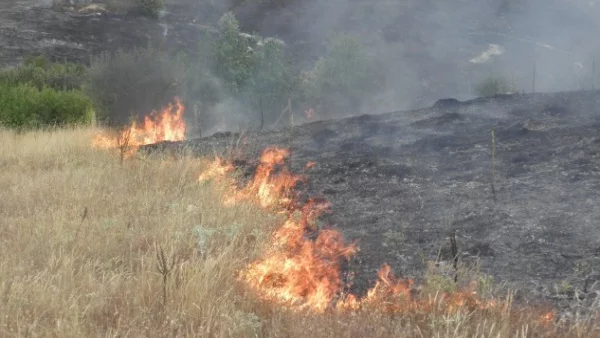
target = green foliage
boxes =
[0,83,94,128]
[0,55,87,91]
[186,12,297,127]
[85,46,187,125]
[475,76,515,97]
[305,34,384,116]
[243,38,296,121]
[137,0,164,18]
[213,13,257,95]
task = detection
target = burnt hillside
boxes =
[145,89,600,317]
[4,0,600,110]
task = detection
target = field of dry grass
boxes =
[0,127,598,337]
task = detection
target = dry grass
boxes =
[0,127,598,337]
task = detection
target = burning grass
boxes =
[92,97,186,159]
[0,127,598,337]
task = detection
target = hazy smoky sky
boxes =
[239,0,600,111]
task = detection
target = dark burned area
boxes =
[144,90,600,316]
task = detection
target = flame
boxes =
[305,107,315,120]
[539,311,555,326]
[198,147,555,323]
[241,199,357,312]
[92,98,186,158]
[198,156,235,183]
[201,147,303,209]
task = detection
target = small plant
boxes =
[156,244,176,307]
[117,128,133,164]
[557,280,574,294]
[137,0,164,18]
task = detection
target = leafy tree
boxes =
[243,38,296,122]
[306,34,384,117]
[212,12,257,95]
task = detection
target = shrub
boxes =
[475,76,515,97]
[305,34,384,117]
[0,83,94,128]
[85,46,187,125]
[137,0,164,18]
[0,55,87,91]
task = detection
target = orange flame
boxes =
[198,156,235,183]
[199,147,303,209]
[198,147,554,322]
[241,199,357,312]
[92,98,186,158]
[539,311,555,326]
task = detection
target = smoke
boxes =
[230,0,600,112]
[185,0,600,135]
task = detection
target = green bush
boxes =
[304,34,384,117]
[85,46,187,125]
[475,76,515,97]
[137,0,164,19]
[0,83,94,128]
[0,55,87,91]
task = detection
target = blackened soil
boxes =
[145,90,600,317]
[0,1,214,66]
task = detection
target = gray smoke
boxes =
[238,0,600,111]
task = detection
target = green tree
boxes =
[307,34,384,117]
[244,38,296,122]
[213,12,257,95]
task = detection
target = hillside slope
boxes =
[147,90,600,316]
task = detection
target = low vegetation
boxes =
[0,56,93,128]
[0,127,598,337]
[0,55,86,91]
[0,83,94,128]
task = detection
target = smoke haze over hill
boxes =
[231,0,600,111]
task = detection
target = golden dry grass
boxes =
[0,127,598,337]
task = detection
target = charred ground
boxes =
[145,90,600,317]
